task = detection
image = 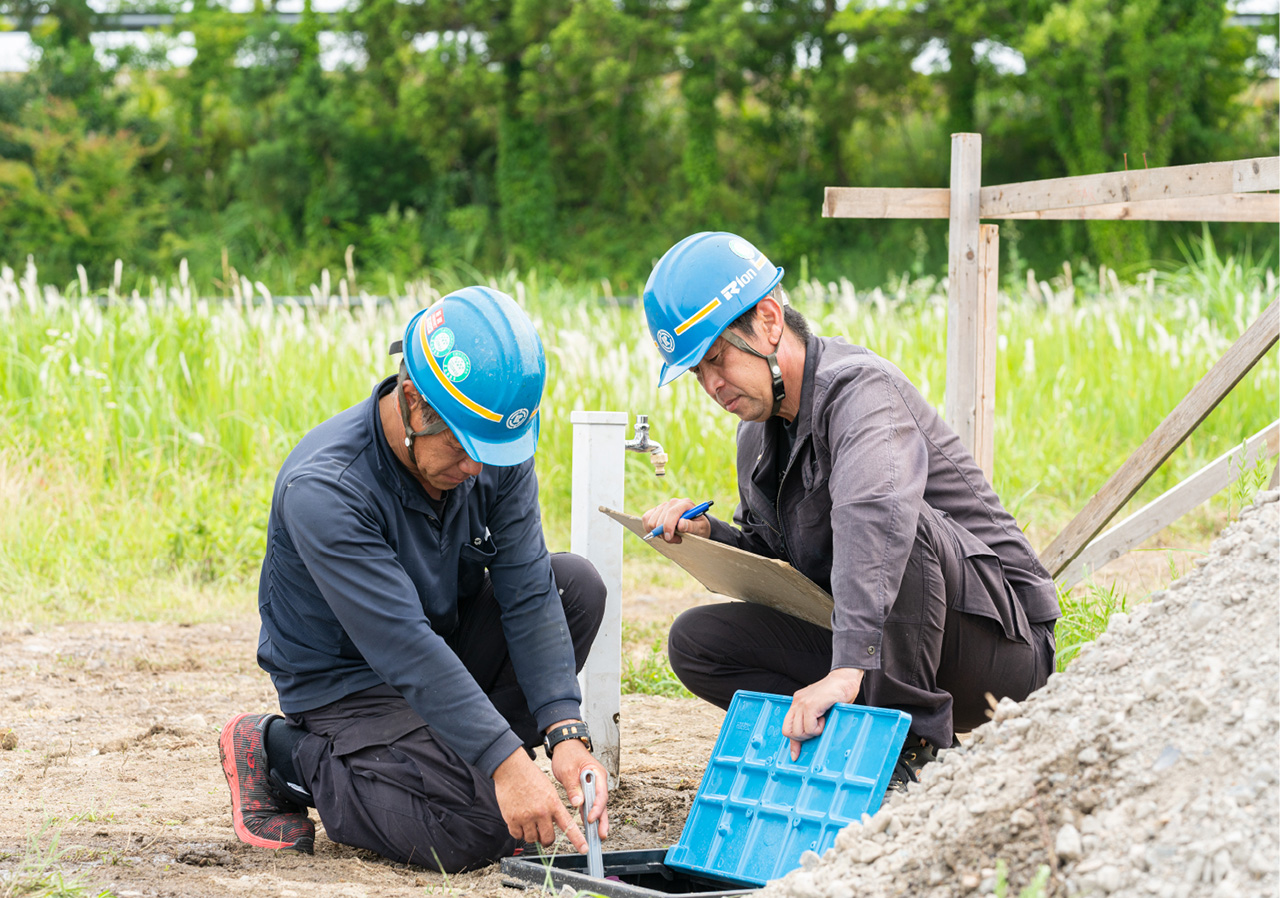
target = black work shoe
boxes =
[219,712,316,853]
[887,735,939,794]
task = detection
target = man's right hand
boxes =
[492,747,586,851]
[641,498,712,544]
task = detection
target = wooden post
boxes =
[974,224,999,483]
[946,134,983,455]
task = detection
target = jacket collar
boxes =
[368,375,470,518]
[745,331,822,502]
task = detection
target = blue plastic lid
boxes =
[663,691,912,887]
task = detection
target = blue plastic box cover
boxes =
[663,690,912,888]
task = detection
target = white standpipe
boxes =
[570,411,628,787]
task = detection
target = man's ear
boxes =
[757,295,785,345]
[401,378,421,407]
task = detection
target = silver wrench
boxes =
[579,768,603,878]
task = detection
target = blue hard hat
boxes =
[402,287,546,466]
[643,232,784,386]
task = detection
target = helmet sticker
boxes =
[429,327,455,356]
[728,238,756,261]
[674,298,721,337]
[505,408,530,430]
[656,330,676,353]
[443,351,472,383]
[423,307,445,334]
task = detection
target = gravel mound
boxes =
[765,492,1280,898]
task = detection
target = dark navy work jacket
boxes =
[257,377,580,777]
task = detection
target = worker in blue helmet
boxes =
[641,233,1061,790]
[219,287,610,870]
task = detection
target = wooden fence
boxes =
[823,135,1280,587]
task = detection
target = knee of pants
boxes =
[551,552,607,627]
[666,605,717,677]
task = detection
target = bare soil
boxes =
[0,616,726,898]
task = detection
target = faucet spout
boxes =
[623,414,668,476]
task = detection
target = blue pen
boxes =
[644,500,714,541]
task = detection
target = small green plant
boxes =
[1054,580,1129,672]
[0,819,117,898]
[1227,452,1274,520]
[621,622,692,698]
[993,859,1051,898]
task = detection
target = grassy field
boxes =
[1,244,1275,676]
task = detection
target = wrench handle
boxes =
[580,768,604,878]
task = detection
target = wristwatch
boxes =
[543,721,593,758]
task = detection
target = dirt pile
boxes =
[766,491,1280,898]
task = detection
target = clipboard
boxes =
[601,506,834,630]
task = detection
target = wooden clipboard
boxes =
[601,506,834,630]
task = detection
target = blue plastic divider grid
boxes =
[663,691,912,888]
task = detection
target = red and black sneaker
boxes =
[219,712,315,854]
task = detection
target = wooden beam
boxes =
[981,157,1279,218]
[1060,421,1280,588]
[823,187,950,219]
[946,134,983,454]
[996,193,1280,223]
[974,224,999,483]
[1041,297,1280,577]
[822,188,1278,222]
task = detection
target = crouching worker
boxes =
[640,233,1060,790]
[220,287,609,871]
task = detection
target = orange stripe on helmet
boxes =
[419,325,503,422]
[674,298,721,336]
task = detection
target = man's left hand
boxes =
[782,668,865,761]
[550,739,610,841]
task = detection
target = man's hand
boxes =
[492,748,585,851]
[549,738,610,841]
[782,668,865,761]
[640,498,710,544]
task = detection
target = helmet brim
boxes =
[454,416,540,467]
[654,266,784,388]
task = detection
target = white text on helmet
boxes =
[719,266,759,301]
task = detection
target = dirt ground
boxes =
[0,614,729,898]
[0,545,1202,897]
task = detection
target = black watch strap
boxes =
[543,721,592,758]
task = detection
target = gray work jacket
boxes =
[706,334,1059,671]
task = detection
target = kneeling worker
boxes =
[221,287,609,870]
[641,233,1060,788]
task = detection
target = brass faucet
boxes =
[624,414,667,476]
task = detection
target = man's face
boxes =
[411,419,483,493]
[690,331,774,422]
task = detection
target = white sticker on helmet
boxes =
[505,408,530,430]
[443,351,471,383]
[429,327,455,356]
[656,330,676,353]
[728,238,756,261]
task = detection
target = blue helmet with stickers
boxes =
[643,231,784,386]
[401,286,546,466]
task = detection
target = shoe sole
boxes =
[219,712,311,852]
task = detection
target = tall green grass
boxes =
[0,240,1275,623]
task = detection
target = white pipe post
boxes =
[570,410,627,786]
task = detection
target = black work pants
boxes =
[667,506,1055,748]
[285,552,606,872]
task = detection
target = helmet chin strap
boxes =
[719,329,785,418]
[396,362,449,477]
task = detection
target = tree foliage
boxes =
[0,0,1274,289]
